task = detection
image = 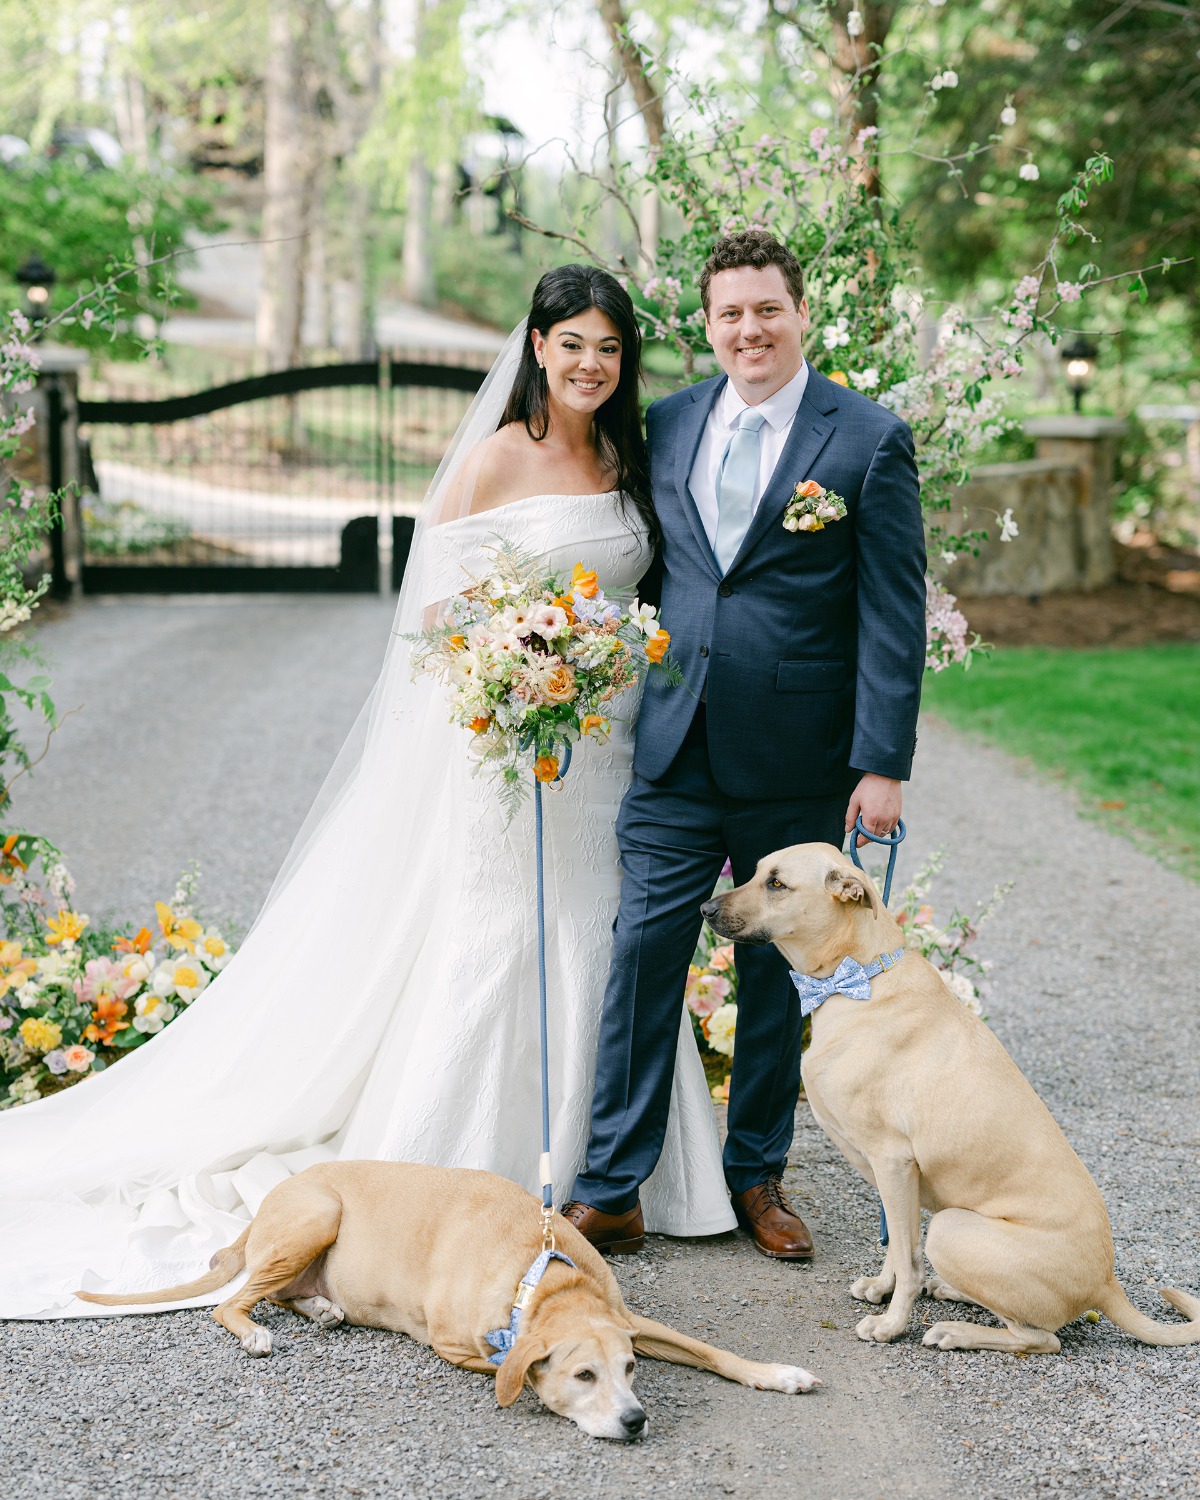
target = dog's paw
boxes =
[757,1363,820,1394]
[850,1274,894,1304]
[922,1321,971,1350]
[296,1295,345,1329]
[241,1326,273,1357]
[855,1312,905,1344]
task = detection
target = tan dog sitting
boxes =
[77,1162,818,1439]
[702,843,1200,1356]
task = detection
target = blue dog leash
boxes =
[532,739,572,1239]
[846,816,907,1248]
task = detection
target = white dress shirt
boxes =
[687,360,811,552]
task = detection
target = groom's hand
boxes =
[845,774,902,847]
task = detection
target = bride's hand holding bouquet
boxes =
[409,541,676,808]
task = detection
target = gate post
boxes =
[13,345,89,599]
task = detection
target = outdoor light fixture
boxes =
[1060,332,1098,414]
[15,254,55,325]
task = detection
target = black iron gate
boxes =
[74,359,485,593]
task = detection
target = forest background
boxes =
[2,0,1197,548]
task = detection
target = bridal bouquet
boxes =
[409,540,677,809]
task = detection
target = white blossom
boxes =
[846,10,864,37]
[1019,162,1040,182]
[999,508,1020,542]
[1000,106,1017,126]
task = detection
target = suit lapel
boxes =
[728,369,840,572]
[670,376,725,580]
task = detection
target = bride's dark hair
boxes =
[500,263,658,545]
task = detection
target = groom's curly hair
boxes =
[700,230,806,313]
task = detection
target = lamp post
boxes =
[15,254,56,329]
[1060,333,1098,414]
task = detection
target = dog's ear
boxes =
[494,1336,551,1408]
[825,866,882,920]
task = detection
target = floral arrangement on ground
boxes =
[0,860,235,1110]
[687,854,1010,1101]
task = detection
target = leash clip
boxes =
[540,1201,556,1253]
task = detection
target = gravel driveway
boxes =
[3,596,1197,1499]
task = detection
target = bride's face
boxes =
[531,308,623,418]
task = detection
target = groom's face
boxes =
[704,265,809,403]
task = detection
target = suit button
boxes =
[718,583,732,597]
[699,645,709,658]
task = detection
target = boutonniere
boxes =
[783,480,847,533]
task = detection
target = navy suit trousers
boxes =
[572,705,847,1212]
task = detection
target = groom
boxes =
[563,230,926,1257]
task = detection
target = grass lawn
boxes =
[922,643,1200,880]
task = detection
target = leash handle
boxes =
[847,816,906,907]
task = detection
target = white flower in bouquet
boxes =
[36,951,75,985]
[196,929,232,972]
[152,954,210,1004]
[705,1003,738,1058]
[134,991,177,1034]
[941,970,982,1015]
[15,981,41,1010]
[118,950,156,987]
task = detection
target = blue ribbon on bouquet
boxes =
[845,816,907,1248]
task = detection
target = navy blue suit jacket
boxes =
[634,366,927,801]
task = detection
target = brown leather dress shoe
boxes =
[559,1200,645,1254]
[732,1177,814,1260]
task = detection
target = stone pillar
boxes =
[7,344,89,597]
[1023,415,1128,590]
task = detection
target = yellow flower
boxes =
[828,370,849,386]
[580,714,611,741]
[0,940,37,996]
[156,902,202,953]
[447,634,467,651]
[45,909,88,947]
[534,756,560,784]
[19,1016,63,1053]
[571,564,599,599]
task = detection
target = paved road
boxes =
[4,597,1197,1498]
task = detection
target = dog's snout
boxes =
[620,1406,647,1438]
[700,899,721,923]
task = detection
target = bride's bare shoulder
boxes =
[462,425,544,517]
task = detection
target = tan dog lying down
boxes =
[78,1162,818,1439]
[703,843,1200,1356]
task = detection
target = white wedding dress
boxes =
[0,488,735,1320]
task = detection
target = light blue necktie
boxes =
[713,408,766,572]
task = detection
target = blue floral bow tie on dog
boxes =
[789,948,905,1018]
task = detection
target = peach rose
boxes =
[645,628,670,664]
[534,755,560,783]
[796,480,825,499]
[828,370,849,386]
[544,665,578,703]
[580,714,611,741]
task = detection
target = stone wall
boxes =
[936,416,1126,597]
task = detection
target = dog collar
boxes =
[789,947,905,1019]
[486,1248,577,1366]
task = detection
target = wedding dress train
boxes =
[0,490,735,1319]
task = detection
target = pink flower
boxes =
[62,1044,95,1072]
[709,944,736,972]
[686,971,732,1018]
[73,956,137,1008]
[1057,282,1083,303]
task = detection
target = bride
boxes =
[0,264,735,1320]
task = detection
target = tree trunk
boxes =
[401,0,438,309]
[595,0,666,274]
[825,1,893,201]
[257,0,317,369]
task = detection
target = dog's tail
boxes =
[74,1226,251,1308]
[1095,1279,1200,1347]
